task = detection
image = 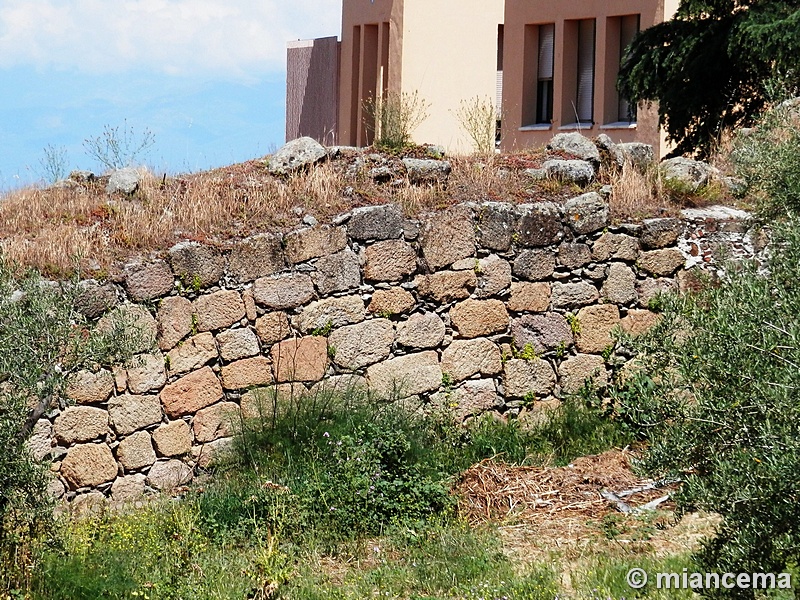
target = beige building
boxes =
[338,0,504,151]
[286,0,678,154]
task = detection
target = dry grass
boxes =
[455,448,718,579]
[607,160,677,222]
[455,449,675,527]
[0,145,729,276]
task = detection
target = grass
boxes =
[0,142,729,277]
[19,390,655,599]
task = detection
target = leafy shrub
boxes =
[204,388,454,544]
[733,93,800,217]
[603,220,800,594]
[201,383,633,550]
[0,263,142,591]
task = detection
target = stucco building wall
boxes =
[501,0,679,156]
[287,0,681,155]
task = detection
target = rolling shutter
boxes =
[538,23,555,80]
[576,19,595,123]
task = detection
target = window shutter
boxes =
[576,19,595,122]
[618,15,640,121]
[496,70,504,117]
[538,24,554,80]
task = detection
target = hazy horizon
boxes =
[0,0,341,190]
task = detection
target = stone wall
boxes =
[30,197,764,506]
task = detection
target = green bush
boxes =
[733,93,800,217]
[604,220,800,596]
[0,263,142,591]
[33,503,261,599]
[199,384,633,551]
[202,389,455,544]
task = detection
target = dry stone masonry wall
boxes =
[32,198,765,507]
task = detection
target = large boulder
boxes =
[268,137,327,175]
[661,157,718,191]
[402,158,452,184]
[106,167,141,195]
[547,132,600,164]
[542,159,595,186]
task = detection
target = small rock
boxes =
[511,313,574,354]
[551,281,599,309]
[147,459,193,491]
[503,359,557,398]
[108,394,162,436]
[168,241,226,288]
[368,287,416,316]
[293,295,365,333]
[513,249,556,281]
[366,351,442,398]
[348,204,404,241]
[640,218,683,249]
[515,202,563,247]
[559,354,608,395]
[618,143,655,172]
[418,206,475,269]
[450,299,508,338]
[575,304,621,354]
[61,444,118,489]
[396,312,446,349]
[271,337,328,382]
[563,192,609,235]
[475,202,517,252]
[415,270,477,303]
[328,319,395,369]
[313,249,362,294]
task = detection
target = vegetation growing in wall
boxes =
[18,389,636,598]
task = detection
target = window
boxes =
[617,15,640,122]
[536,23,554,124]
[496,24,504,118]
[576,19,596,124]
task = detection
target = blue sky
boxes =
[0,0,341,190]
